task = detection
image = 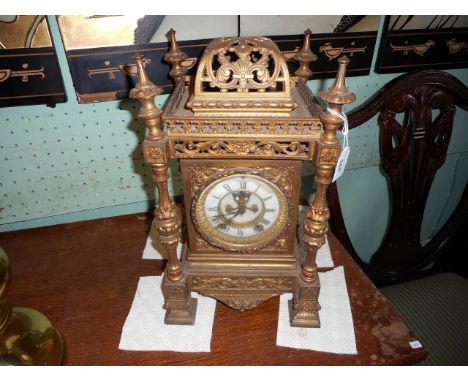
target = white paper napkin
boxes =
[118,276,216,352]
[119,267,356,354]
[276,266,357,354]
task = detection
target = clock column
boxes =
[290,56,356,327]
[130,52,197,324]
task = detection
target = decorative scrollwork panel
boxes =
[174,140,309,159]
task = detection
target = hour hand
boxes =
[225,204,237,214]
[225,211,240,223]
[245,204,259,213]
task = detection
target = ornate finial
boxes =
[129,53,163,140]
[293,29,317,81]
[319,55,356,106]
[129,53,162,100]
[164,29,188,83]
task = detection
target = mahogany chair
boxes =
[327,70,468,365]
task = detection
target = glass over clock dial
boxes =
[193,173,289,251]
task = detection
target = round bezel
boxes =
[192,170,290,252]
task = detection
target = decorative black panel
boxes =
[65,38,209,102]
[376,16,468,73]
[65,32,377,102]
[271,32,377,79]
[0,16,66,108]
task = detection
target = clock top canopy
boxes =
[187,36,297,117]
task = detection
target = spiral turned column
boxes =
[130,53,197,325]
[302,56,356,282]
[130,53,183,282]
[290,56,355,327]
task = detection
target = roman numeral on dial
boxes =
[239,177,247,189]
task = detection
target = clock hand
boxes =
[223,209,239,216]
[211,208,239,219]
[244,204,259,213]
[226,211,240,223]
[235,191,252,215]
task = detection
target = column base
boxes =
[164,297,198,325]
[288,276,321,328]
[288,300,321,328]
[162,272,198,326]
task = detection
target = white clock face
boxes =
[193,173,289,251]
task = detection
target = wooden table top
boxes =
[0,212,428,365]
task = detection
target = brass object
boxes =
[131,30,355,328]
[0,247,66,365]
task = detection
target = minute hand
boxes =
[211,208,239,219]
[225,211,240,223]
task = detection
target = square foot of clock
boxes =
[162,274,198,325]
[163,297,198,325]
[288,278,321,328]
[288,300,320,328]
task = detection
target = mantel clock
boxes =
[130,29,355,327]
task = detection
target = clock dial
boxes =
[193,173,289,251]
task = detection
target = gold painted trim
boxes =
[0,52,55,58]
[387,29,468,36]
[272,33,377,44]
[0,92,64,100]
[77,91,119,103]
[379,60,468,69]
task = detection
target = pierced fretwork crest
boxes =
[187,36,297,116]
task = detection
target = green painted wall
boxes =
[1,16,467,263]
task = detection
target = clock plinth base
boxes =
[161,242,322,328]
[161,273,198,325]
[288,277,321,328]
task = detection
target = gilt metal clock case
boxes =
[130,29,355,328]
